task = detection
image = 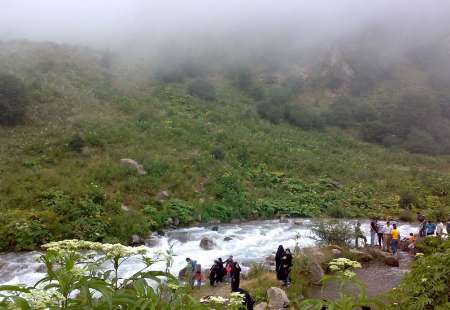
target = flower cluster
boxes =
[21,288,64,309]
[328,258,361,278]
[200,295,228,304]
[42,239,148,258]
[229,292,245,306]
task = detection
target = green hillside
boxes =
[1,41,450,251]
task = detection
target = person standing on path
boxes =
[281,248,293,286]
[355,222,367,248]
[370,220,378,246]
[426,221,436,236]
[382,221,392,252]
[275,245,285,280]
[231,261,241,292]
[391,224,400,255]
[216,257,224,283]
[436,220,445,237]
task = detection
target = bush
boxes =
[398,191,418,209]
[68,134,85,153]
[398,210,415,222]
[311,220,354,247]
[211,146,226,160]
[326,205,351,219]
[187,79,216,101]
[0,74,28,125]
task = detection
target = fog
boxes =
[2,0,450,56]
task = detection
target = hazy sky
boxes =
[1,0,450,50]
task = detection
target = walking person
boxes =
[370,220,378,246]
[391,224,400,255]
[281,248,293,286]
[355,222,367,248]
[230,261,241,292]
[185,257,200,288]
[275,245,285,280]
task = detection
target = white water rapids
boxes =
[0,219,418,286]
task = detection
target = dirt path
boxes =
[310,251,414,299]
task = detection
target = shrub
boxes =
[310,220,354,247]
[398,191,418,209]
[326,205,351,219]
[398,209,415,222]
[211,146,226,160]
[68,134,85,153]
[0,74,28,125]
[187,79,216,101]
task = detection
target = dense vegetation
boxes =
[1,41,450,251]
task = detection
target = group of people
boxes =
[366,220,401,254]
[275,246,293,286]
[417,212,449,238]
[185,256,243,291]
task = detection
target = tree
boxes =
[0,74,28,125]
[187,79,216,101]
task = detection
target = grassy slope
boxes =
[1,41,449,250]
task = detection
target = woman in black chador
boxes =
[281,248,293,285]
[275,245,285,280]
[216,257,224,282]
[230,261,242,291]
[209,260,219,286]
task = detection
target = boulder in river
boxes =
[200,237,216,250]
[279,216,289,223]
[223,236,233,241]
[211,226,219,232]
[230,219,241,224]
[131,234,144,246]
[267,287,290,309]
[119,158,146,175]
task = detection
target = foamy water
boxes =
[0,219,418,286]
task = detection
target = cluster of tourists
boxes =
[185,256,254,309]
[366,213,449,255]
[274,245,293,286]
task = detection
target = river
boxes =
[0,219,418,286]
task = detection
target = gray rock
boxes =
[173,217,180,226]
[199,237,216,250]
[131,234,144,246]
[331,248,343,258]
[230,219,241,224]
[293,220,303,225]
[267,287,290,309]
[384,255,399,267]
[208,219,221,225]
[224,236,233,241]
[310,261,325,285]
[279,216,289,223]
[120,158,146,175]
[349,249,373,262]
[254,302,268,310]
[211,226,219,231]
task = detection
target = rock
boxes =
[384,255,399,267]
[166,217,173,225]
[331,248,343,258]
[211,226,219,232]
[301,247,326,264]
[254,302,268,310]
[120,158,146,175]
[35,264,47,273]
[178,267,187,280]
[208,219,221,225]
[309,261,325,285]
[279,216,289,223]
[224,236,233,241]
[199,237,216,250]
[293,220,303,225]
[173,217,180,226]
[267,287,290,309]
[349,249,373,262]
[230,219,241,224]
[131,234,144,246]
[156,230,165,236]
[365,247,389,260]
